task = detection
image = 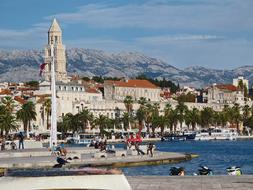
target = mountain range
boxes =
[0,48,252,88]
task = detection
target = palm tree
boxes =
[123,95,133,130]
[43,98,51,130]
[2,96,15,113]
[152,115,167,136]
[217,111,228,128]
[185,108,200,131]
[166,109,178,132]
[135,107,145,131]
[138,97,147,107]
[124,95,133,114]
[62,113,83,134]
[78,108,93,132]
[144,103,153,134]
[0,105,5,135]
[200,107,214,128]
[164,103,172,116]
[175,101,188,130]
[242,105,251,128]
[121,112,131,131]
[0,111,17,135]
[231,103,242,134]
[16,101,37,136]
[93,115,111,137]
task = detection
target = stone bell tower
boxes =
[44,18,68,82]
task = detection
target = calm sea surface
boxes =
[120,140,253,176]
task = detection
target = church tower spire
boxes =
[44,18,68,82]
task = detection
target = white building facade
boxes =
[104,79,161,102]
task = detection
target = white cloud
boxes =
[47,0,253,31]
[0,22,49,49]
[136,34,224,45]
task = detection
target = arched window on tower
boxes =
[50,36,53,44]
[55,36,58,44]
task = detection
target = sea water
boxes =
[121,140,253,176]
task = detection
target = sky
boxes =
[0,0,253,69]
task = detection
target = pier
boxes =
[0,147,196,169]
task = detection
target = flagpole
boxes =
[50,44,57,147]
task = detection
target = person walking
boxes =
[147,143,154,157]
[18,132,24,149]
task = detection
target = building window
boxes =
[55,36,58,43]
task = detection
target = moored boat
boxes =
[161,131,196,141]
[66,133,97,145]
[195,128,237,141]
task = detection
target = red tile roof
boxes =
[86,88,99,93]
[105,79,159,89]
[0,89,12,95]
[215,84,238,91]
[14,96,26,105]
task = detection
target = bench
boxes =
[94,152,107,158]
[115,150,127,157]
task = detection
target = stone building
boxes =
[233,76,249,90]
[43,19,68,82]
[207,84,244,105]
[104,79,161,102]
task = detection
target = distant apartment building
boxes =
[207,84,244,105]
[233,76,249,90]
[104,79,161,102]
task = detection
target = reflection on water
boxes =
[121,140,253,176]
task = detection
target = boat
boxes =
[66,133,97,145]
[195,128,237,141]
[161,131,196,141]
[0,167,132,190]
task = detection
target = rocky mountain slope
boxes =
[0,48,252,88]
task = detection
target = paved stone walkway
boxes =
[0,148,189,168]
[127,175,253,190]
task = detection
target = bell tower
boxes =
[44,18,68,82]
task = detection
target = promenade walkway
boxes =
[128,175,253,190]
[0,147,194,168]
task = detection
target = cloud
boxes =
[136,34,224,45]
[47,0,253,32]
[0,22,48,49]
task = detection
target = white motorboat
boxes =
[66,133,97,145]
[0,168,132,190]
[195,128,237,141]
